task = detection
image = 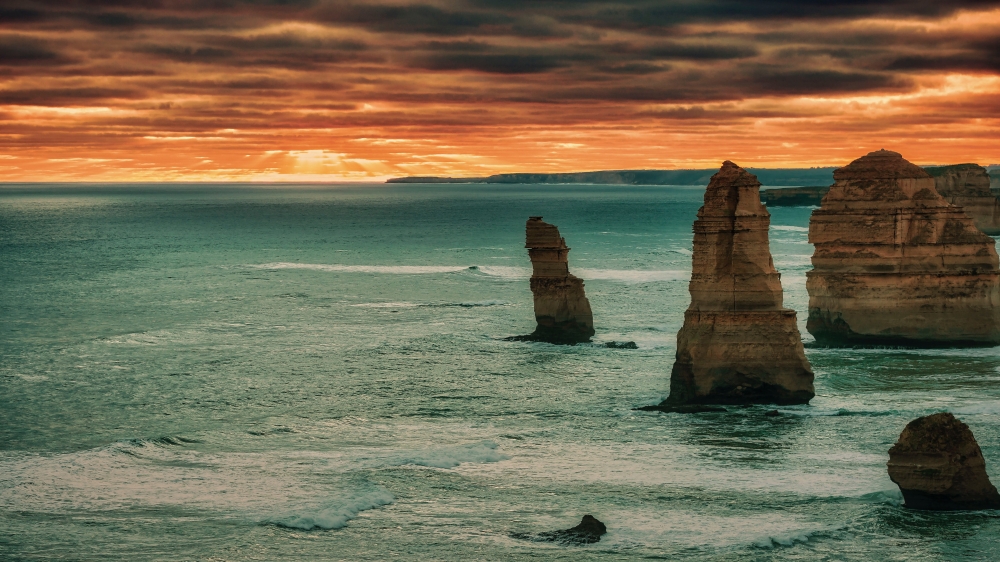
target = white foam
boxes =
[386,440,510,469]
[753,523,841,548]
[771,225,809,232]
[352,302,419,309]
[449,300,509,308]
[575,268,689,283]
[254,263,468,275]
[474,265,530,279]
[265,488,394,530]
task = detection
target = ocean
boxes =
[2,183,999,560]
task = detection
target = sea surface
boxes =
[2,183,999,561]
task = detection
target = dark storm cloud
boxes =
[414,53,567,74]
[312,3,513,35]
[0,87,146,105]
[2,0,1000,125]
[0,35,70,66]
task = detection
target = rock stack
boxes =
[888,412,1000,510]
[515,217,595,344]
[660,161,814,406]
[807,150,1000,347]
[924,163,1000,235]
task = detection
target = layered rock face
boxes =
[887,412,1000,510]
[663,161,814,406]
[924,164,1000,234]
[807,150,1000,347]
[520,217,594,343]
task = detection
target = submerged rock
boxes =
[808,150,1000,347]
[887,412,1000,510]
[512,515,607,545]
[925,164,1000,235]
[604,341,638,349]
[510,217,595,344]
[657,161,814,407]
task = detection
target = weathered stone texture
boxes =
[664,161,814,405]
[925,163,1000,235]
[807,150,1000,347]
[521,217,594,343]
[888,412,1000,510]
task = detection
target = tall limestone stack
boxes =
[807,150,1000,347]
[519,217,595,344]
[662,161,814,406]
[924,163,1000,234]
[888,412,1000,510]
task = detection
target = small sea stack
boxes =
[924,163,1000,235]
[887,412,1000,510]
[807,150,1000,347]
[510,217,594,344]
[657,161,814,407]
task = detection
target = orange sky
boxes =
[2,1,999,181]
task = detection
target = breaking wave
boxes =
[265,488,395,531]
[385,440,510,469]
[253,263,468,274]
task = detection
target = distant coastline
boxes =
[387,168,838,187]
[389,167,1000,192]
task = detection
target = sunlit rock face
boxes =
[807,150,1000,347]
[664,161,814,406]
[521,217,595,344]
[924,163,1000,235]
[888,412,1000,510]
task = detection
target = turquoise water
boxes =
[2,183,999,560]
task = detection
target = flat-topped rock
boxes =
[888,412,1000,510]
[924,164,1000,234]
[660,161,814,406]
[807,150,1000,347]
[509,217,594,344]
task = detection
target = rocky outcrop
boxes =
[924,164,1000,234]
[657,161,814,407]
[887,412,1000,510]
[807,150,1000,347]
[761,186,830,207]
[512,515,607,544]
[511,217,594,344]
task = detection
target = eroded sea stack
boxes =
[888,412,1000,510]
[661,161,814,406]
[807,150,1000,347]
[924,163,1000,235]
[517,217,594,344]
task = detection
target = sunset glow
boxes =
[2,1,999,181]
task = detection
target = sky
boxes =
[2,0,1000,181]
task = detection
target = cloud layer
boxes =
[1,1,999,180]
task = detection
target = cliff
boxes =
[924,164,1000,234]
[511,217,594,344]
[386,168,837,186]
[807,150,1000,347]
[761,186,830,206]
[888,412,1000,510]
[386,176,487,184]
[660,161,814,406]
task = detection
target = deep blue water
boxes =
[2,183,999,560]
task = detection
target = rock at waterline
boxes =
[605,341,638,349]
[887,412,1000,510]
[508,217,595,344]
[807,150,1000,347]
[512,515,607,545]
[658,161,815,407]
